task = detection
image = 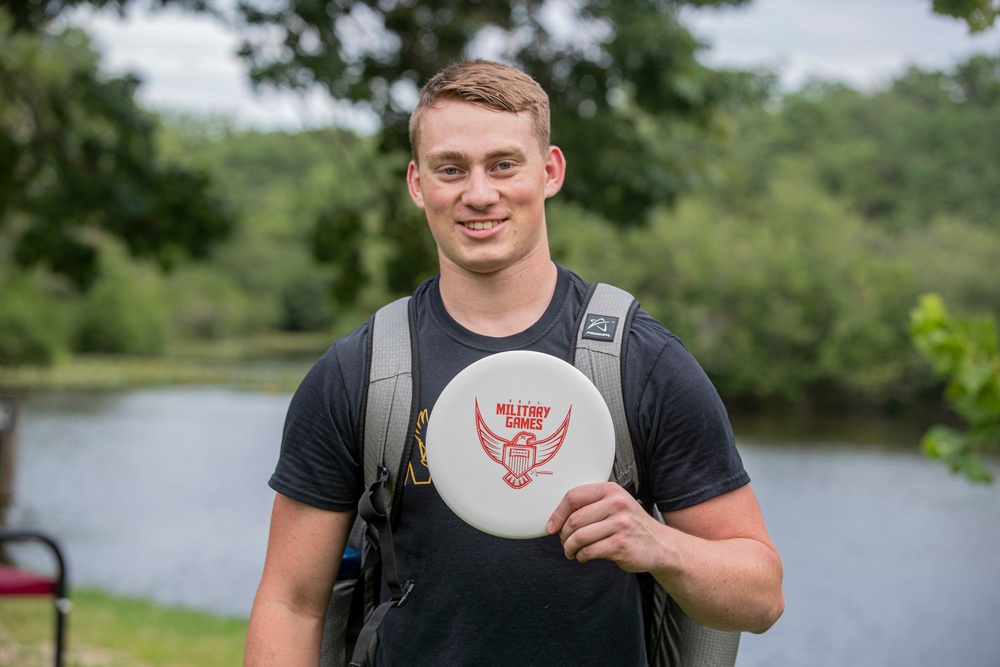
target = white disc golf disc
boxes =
[425,350,615,539]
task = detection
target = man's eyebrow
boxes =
[425,146,528,165]
[483,147,527,161]
[425,150,467,165]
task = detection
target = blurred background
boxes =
[1,0,999,665]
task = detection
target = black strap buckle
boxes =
[394,580,414,608]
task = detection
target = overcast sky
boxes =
[69,0,1000,131]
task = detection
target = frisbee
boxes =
[425,350,615,539]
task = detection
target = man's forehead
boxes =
[415,101,542,161]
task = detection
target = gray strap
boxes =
[646,507,741,667]
[364,296,413,519]
[573,283,639,494]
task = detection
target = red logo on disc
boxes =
[475,399,571,489]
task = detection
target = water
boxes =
[5,388,1000,666]
[736,440,1000,667]
[6,389,284,618]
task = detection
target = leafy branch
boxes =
[910,293,1000,482]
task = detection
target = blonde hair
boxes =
[409,60,551,159]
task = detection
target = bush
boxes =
[0,275,70,365]
[280,272,336,332]
[553,165,924,408]
[164,266,271,340]
[72,249,170,355]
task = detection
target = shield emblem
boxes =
[502,442,537,488]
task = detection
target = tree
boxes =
[0,6,233,289]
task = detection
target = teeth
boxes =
[465,221,499,231]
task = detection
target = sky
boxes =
[68,0,1000,132]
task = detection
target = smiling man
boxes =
[245,60,783,667]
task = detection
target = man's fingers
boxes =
[560,519,618,561]
[545,483,614,534]
[548,483,658,570]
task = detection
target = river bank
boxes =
[0,333,327,394]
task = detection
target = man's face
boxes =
[407,99,565,277]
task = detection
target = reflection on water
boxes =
[6,389,1000,667]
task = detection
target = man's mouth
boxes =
[462,220,503,231]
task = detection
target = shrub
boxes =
[72,250,170,355]
[0,275,70,366]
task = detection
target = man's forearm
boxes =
[652,527,784,634]
[244,598,325,667]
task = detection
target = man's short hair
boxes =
[409,60,551,159]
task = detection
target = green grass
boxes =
[0,587,248,667]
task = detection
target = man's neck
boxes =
[438,256,559,338]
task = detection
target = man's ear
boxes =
[407,161,425,209]
[544,146,566,199]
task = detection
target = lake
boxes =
[5,388,1000,666]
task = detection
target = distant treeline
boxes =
[2,54,998,413]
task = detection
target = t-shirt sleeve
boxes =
[625,311,749,512]
[268,325,368,512]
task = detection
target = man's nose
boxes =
[462,169,500,209]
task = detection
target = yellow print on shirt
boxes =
[405,408,433,486]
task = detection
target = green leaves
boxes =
[932,0,998,32]
[0,10,233,289]
[910,293,1000,482]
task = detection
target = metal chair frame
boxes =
[0,529,70,667]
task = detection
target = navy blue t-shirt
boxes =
[270,266,748,666]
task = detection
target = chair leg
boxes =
[0,529,69,667]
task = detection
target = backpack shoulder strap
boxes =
[571,282,641,495]
[345,296,417,667]
[363,296,415,520]
[573,283,741,667]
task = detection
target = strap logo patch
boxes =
[582,314,620,341]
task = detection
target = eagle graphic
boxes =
[475,399,572,489]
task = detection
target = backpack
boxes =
[320,283,741,667]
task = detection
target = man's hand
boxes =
[546,482,785,633]
[546,482,666,572]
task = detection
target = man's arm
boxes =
[244,493,355,666]
[546,482,784,634]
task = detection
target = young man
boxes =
[245,60,783,666]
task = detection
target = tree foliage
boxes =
[713,54,1000,234]
[546,50,1000,410]
[235,0,764,210]
[0,7,233,288]
[0,0,211,32]
[932,0,998,32]
[910,294,1000,482]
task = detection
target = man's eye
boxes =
[442,167,460,176]
[496,161,513,171]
